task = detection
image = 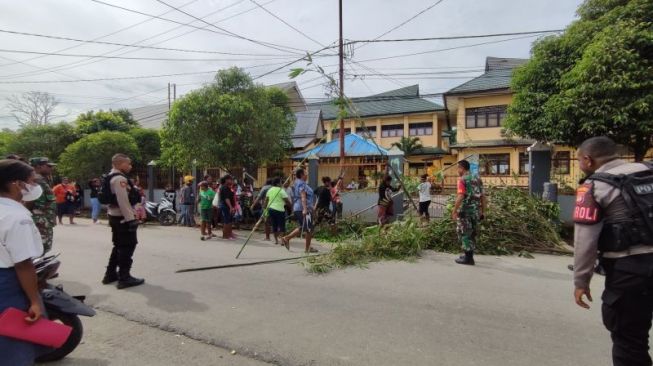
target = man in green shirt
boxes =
[197,181,216,240]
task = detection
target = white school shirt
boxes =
[0,197,44,268]
[418,182,432,203]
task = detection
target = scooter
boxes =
[144,197,177,226]
[33,254,96,362]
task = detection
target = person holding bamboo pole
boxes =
[280,169,317,253]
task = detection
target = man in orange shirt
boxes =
[52,177,76,225]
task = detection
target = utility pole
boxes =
[173,83,177,102]
[167,82,171,111]
[338,0,345,171]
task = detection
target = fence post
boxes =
[147,160,156,202]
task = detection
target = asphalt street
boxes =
[49,219,616,366]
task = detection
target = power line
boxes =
[0,48,297,62]
[355,0,446,52]
[142,0,307,54]
[0,0,258,80]
[0,70,220,84]
[355,34,543,63]
[348,29,563,44]
[0,28,298,57]
[0,0,201,69]
[248,0,326,48]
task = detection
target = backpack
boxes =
[98,172,141,206]
[590,162,653,251]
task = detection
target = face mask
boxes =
[21,183,43,202]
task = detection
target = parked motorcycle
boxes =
[144,197,176,226]
[33,255,96,362]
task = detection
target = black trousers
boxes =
[601,254,653,366]
[107,215,138,279]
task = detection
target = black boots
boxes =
[117,276,145,289]
[102,270,118,285]
[455,251,475,265]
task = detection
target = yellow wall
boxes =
[455,94,513,144]
[325,112,442,150]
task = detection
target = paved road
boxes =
[50,219,615,366]
[50,310,268,366]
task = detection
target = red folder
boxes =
[0,307,72,348]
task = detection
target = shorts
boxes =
[200,208,213,223]
[220,205,233,225]
[268,209,286,233]
[418,201,431,216]
[294,211,314,233]
[315,206,334,225]
[378,203,394,225]
[57,202,73,216]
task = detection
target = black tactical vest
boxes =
[589,162,653,252]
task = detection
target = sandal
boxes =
[305,247,318,254]
[281,237,290,251]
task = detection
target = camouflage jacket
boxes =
[32,174,57,227]
[457,174,483,214]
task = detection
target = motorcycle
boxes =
[144,197,177,226]
[33,255,96,362]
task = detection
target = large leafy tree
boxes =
[57,131,140,180]
[75,109,139,135]
[0,129,16,157]
[505,0,653,160]
[7,122,80,161]
[391,136,423,157]
[127,128,161,164]
[160,67,295,170]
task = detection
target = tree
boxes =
[0,129,16,157]
[160,67,295,170]
[6,91,61,127]
[505,0,653,160]
[57,131,140,181]
[75,110,139,135]
[127,128,161,165]
[7,122,80,161]
[391,136,423,157]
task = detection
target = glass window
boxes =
[519,152,530,175]
[480,154,511,176]
[466,115,475,128]
[333,128,351,136]
[409,122,433,136]
[381,124,404,138]
[553,151,571,175]
[465,105,508,129]
[356,126,376,138]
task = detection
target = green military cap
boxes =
[30,157,57,167]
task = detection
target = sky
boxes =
[0,0,585,129]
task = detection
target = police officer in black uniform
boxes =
[573,136,653,366]
[101,153,144,289]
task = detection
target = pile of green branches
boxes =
[303,186,568,273]
[426,187,566,255]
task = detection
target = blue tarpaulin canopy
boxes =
[292,133,388,160]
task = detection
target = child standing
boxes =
[198,181,216,240]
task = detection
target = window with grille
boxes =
[356,126,376,138]
[553,151,571,174]
[381,124,404,138]
[409,122,433,136]
[465,105,508,128]
[519,152,530,175]
[332,128,351,136]
[479,154,511,175]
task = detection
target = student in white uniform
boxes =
[0,159,46,366]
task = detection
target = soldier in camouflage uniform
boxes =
[27,157,57,254]
[452,160,485,265]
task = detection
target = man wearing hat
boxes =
[26,157,57,253]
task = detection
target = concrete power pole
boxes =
[338,0,345,171]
